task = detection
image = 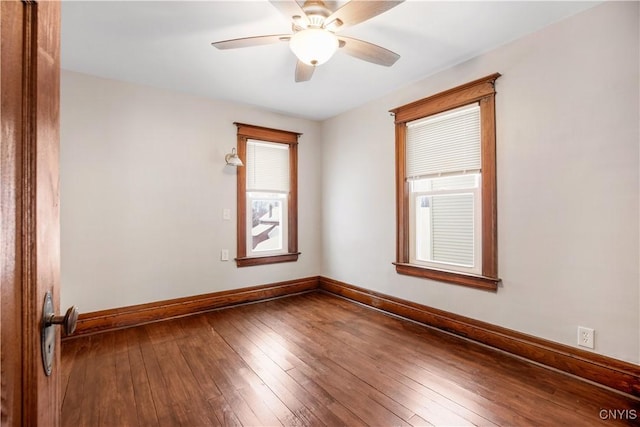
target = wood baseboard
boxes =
[66,273,640,398]
[318,276,640,398]
[67,276,320,338]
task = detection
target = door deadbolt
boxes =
[41,292,79,376]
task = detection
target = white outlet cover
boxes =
[577,326,595,349]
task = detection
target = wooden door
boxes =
[1,0,61,425]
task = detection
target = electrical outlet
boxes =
[577,326,595,349]
[222,208,231,220]
[220,249,229,261]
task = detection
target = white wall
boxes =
[321,2,639,364]
[60,71,322,313]
[62,2,639,365]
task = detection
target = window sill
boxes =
[393,262,499,291]
[236,252,300,267]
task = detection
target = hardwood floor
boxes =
[61,292,639,426]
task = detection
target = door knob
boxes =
[41,292,79,376]
[44,305,79,335]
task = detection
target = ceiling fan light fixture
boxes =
[289,28,338,66]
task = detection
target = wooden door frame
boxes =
[1,1,61,425]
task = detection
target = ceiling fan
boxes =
[211,0,404,82]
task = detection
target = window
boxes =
[391,74,501,290]
[234,123,300,267]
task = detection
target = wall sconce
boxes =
[225,147,243,167]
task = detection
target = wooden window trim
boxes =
[234,123,300,267]
[390,74,501,290]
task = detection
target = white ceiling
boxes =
[61,0,599,121]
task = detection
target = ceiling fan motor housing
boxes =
[302,0,331,28]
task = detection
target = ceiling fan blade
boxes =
[337,36,399,66]
[324,0,404,32]
[212,34,291,50]
[269,0,310,28]
[295,61,315,82]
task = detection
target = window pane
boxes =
[415,196,433,262]
[251,197,284,252]
[415,193,475,267]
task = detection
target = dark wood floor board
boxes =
[138,317,187,344]
[294,362,410,426]
[61,337,91,426]
[202,311,328,426]
[267,296,488,426]
[112,331,141,427]
[173,313,214,338]
[164,401,221,427]
[234,381,288,427]
[285,367,375,427]
[237,303,387,425]
[409,413,435,426]
[178,332,263,425]
[307,318,500,427]
[225,315,368,427]
[331,293,640,426]
[73,331,134,427]
[390,320,579,402]
[291,293,635,426]
[186,319,283,426]
[207,309,293,376]
[226,313,368,426]
[287,300,508,425]
[83,333,117,426]
[328,295,619,425]
[216,308,300,372]
[62,292,639,426]
[247,302,414,425]
[151,337,224,425]
[344,318,564,422]
[388,368,502,427]
[235,306,311,367]
[342,301,634,424]
[122,328,161,427]
[238,304,336,375]
[318,296,546,383]
[237,315,369,427]
[207,394,243,427]
[134,327,185,426]
[194,359,264,426]
[384,350,536,426]
[153,338,206,404]
[59,337,80,400]
[175,329,224,401]
[207,310,316,426]
[210,385,264,426]
[310,294,503,373]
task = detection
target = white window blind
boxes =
[246,140,290,192]
[430,194,475,266]
[406,104,481,179]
